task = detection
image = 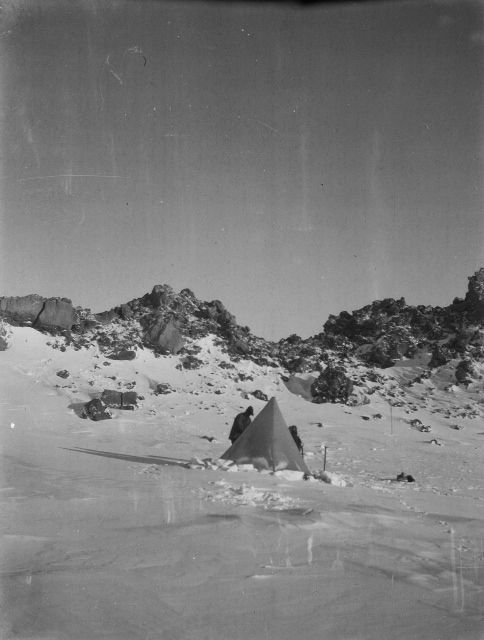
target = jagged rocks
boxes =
[311,364,354,404]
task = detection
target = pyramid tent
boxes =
[221,397,310,474]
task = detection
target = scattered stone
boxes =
[177,355,203,370]
[56,370,70,379]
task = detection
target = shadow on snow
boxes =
[62,447,190,468]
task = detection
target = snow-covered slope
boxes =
[1,324,482,639]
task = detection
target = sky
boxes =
[0,0,482,340]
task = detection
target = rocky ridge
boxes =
[1,270,482,413]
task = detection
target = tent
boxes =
[221,397,310,473]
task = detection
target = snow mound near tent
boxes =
[186,458,307,480]
[195,480,308,510]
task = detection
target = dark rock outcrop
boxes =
[463,268,484,323]
[311,364,354,404]
[36,298,77,330]
[0,295,76,331]
[82,398,111,421]
[0,294,45,325]
[455,359,476,385]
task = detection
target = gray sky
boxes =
[1,0,482,339]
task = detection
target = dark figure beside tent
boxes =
[289,425,303,455]
[229,406,254,443]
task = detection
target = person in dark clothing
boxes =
[288,425,304,455]
[229,406,254,443]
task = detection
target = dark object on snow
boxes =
[201,435,215,442]
[251,390,269,402]
[82,398,111,421]
[122,391,138,408]
[288,425,304,455]
[419,425,431,433]
[101,389,138,409]
[56,370,70,379]
[429,438,442,446]
[396,472,415,483]
[229,406,254,443]
[410,418,423,428]
[361,416,370,421]
[101,389,123,407]
[107,350,136,361]
[154,383,174,395]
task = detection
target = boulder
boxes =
[35,298,76,330]
[82,398,111,421]
[146,319,185,354]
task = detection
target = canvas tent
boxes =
[221,397,310,474]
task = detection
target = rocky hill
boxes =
[1,269,482,410]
